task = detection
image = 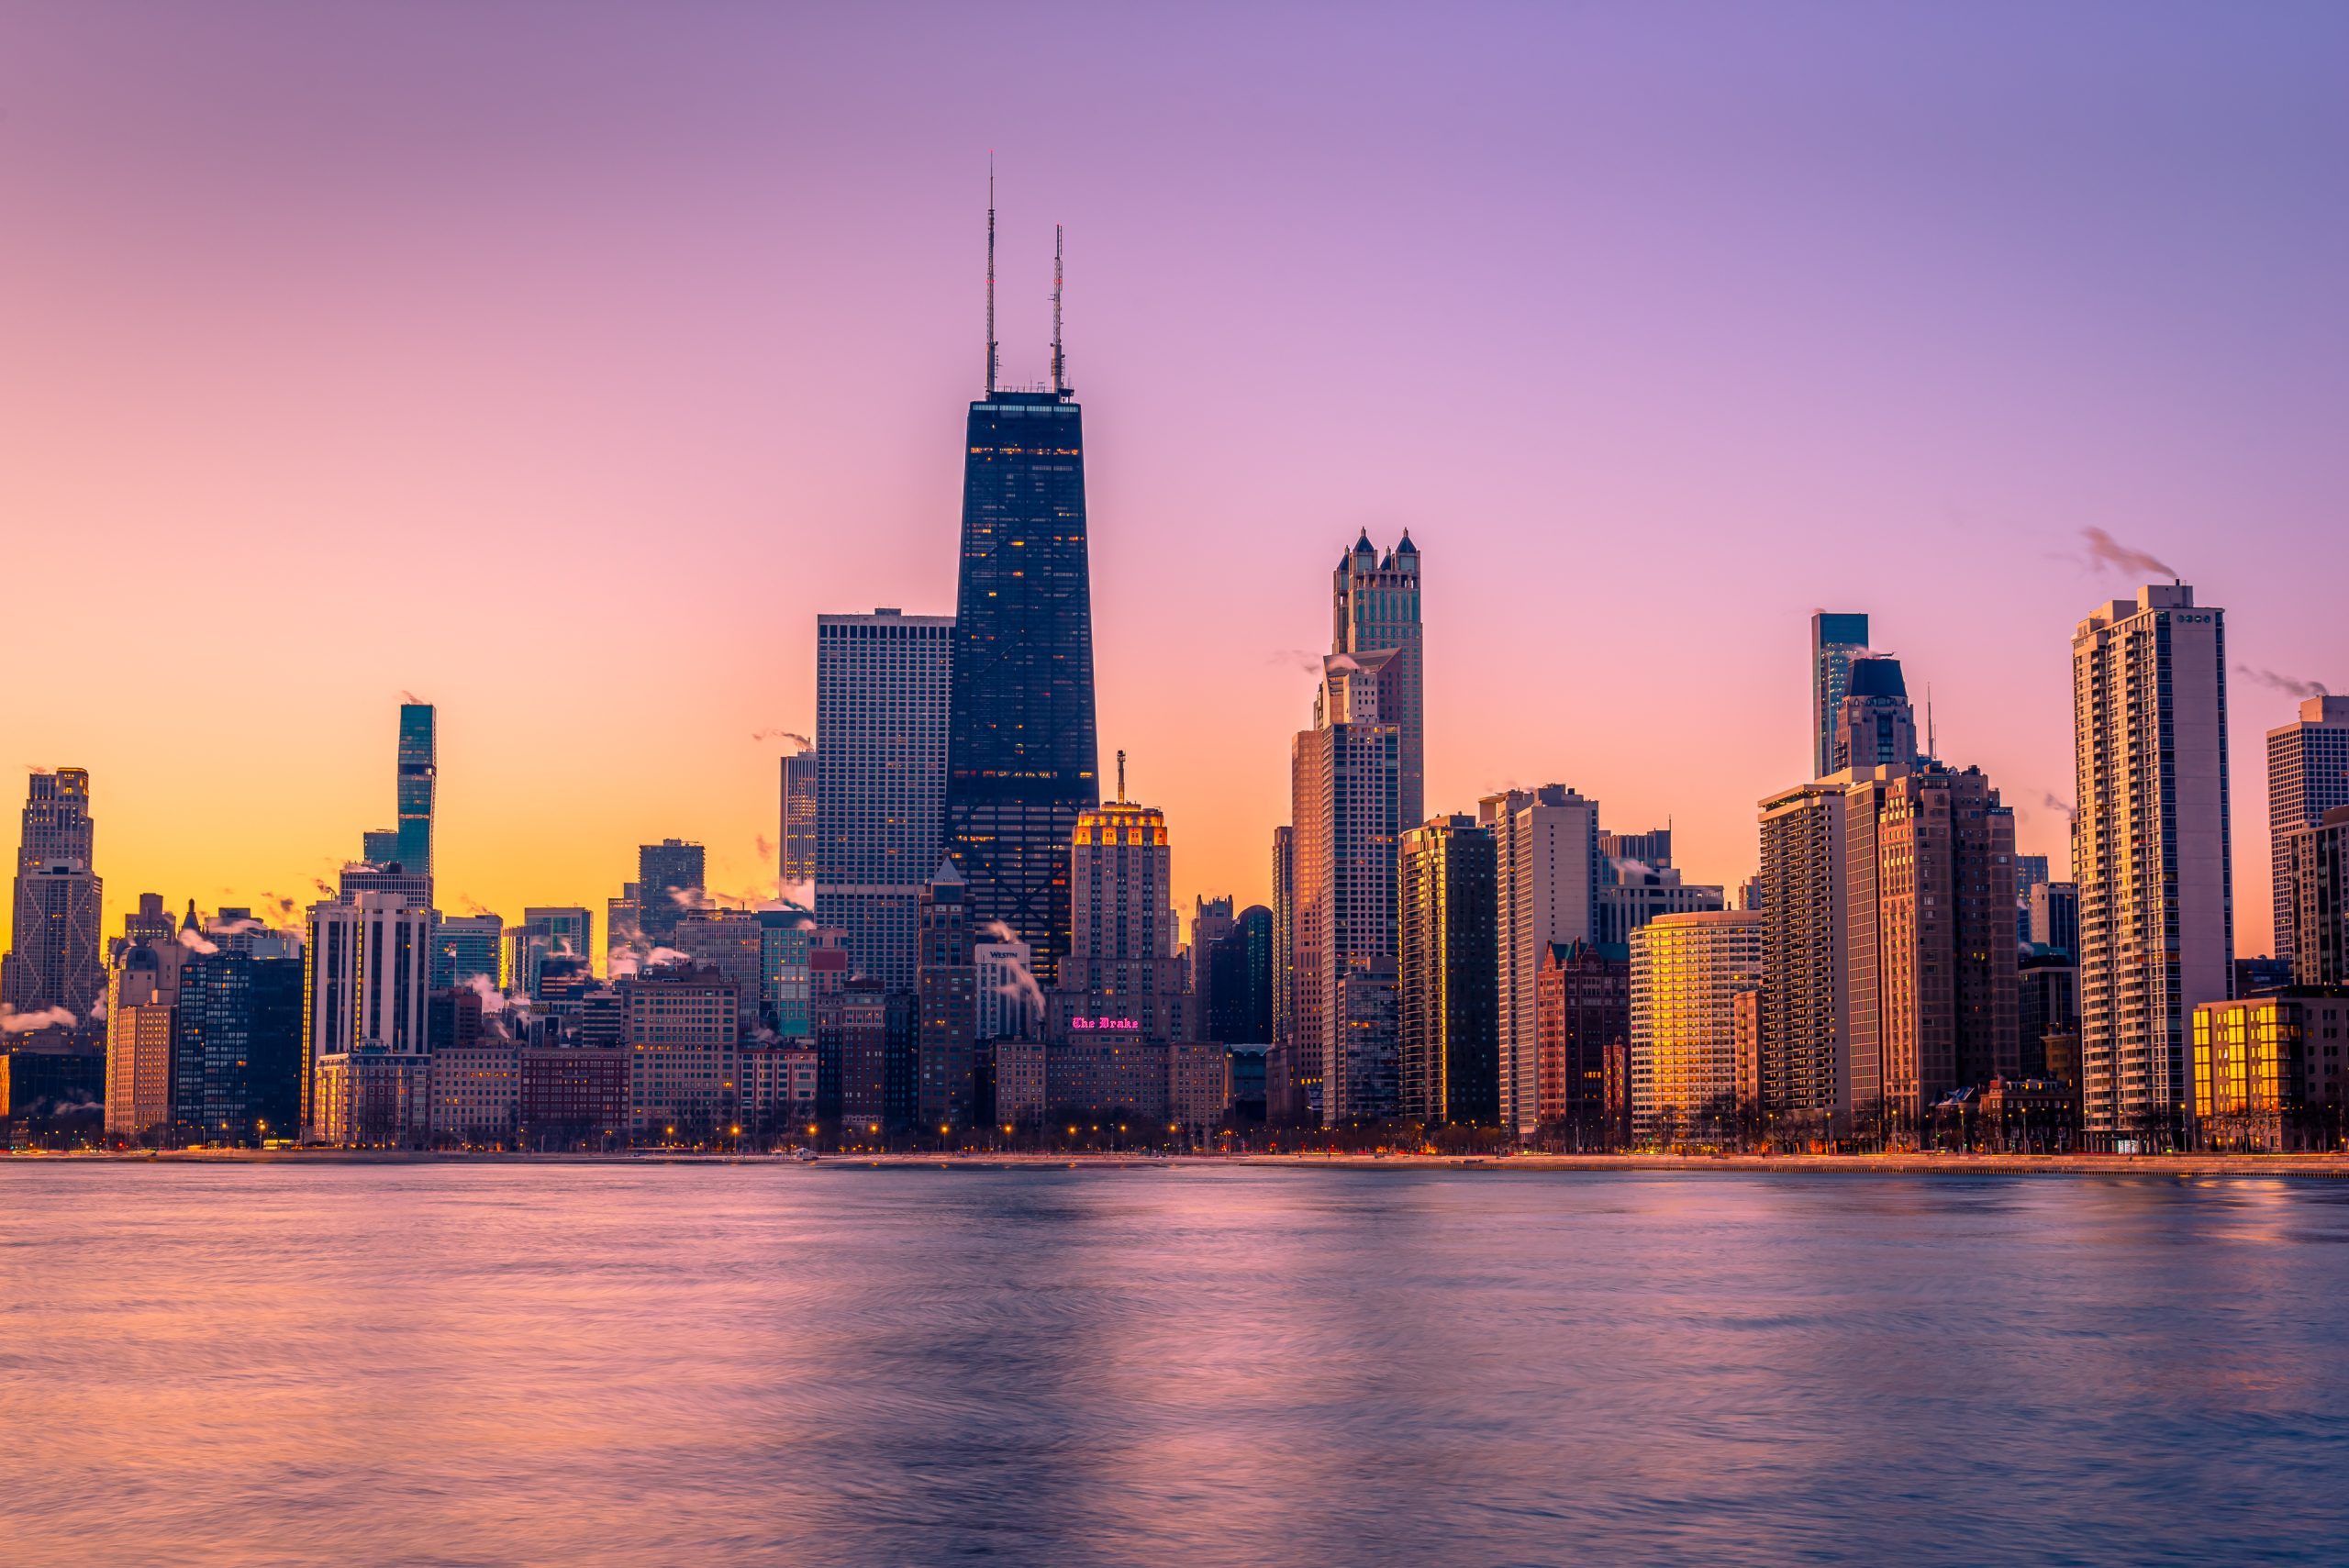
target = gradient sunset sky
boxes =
[3,3,2343,962]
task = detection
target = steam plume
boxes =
[2081,528,2177,580]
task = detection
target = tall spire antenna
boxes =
[1051,223,1065,394]
[985,157,998,395]
[1926,684,1936,762]
[1117,748,1126,803]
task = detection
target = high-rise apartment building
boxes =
[2028,882,2079,955]
[1288,653,1403,1126]
[915,860,978,1130]
[1397,814,1498,1126]
[2072,584,2234,1146]
[2283,807,2349,986]
[779,747,818,894]
[944,377,1099,992]
[1331,531,1425,828]
[302,893,433,1139]
[396,702,436,877]
[1829,655,1917,773]
[1482,784,1601,1137]
[1598,855,1727,949]
[1843,763,2021,1128]
[1629,911,1765,1140]
[1757,779,1848,1131]
[2267,695,2349,964]
[4,768,104,1019]
[1188,895,1237,1023]
[1812,612,1871,780]
[636,840,707,949]
[818,609,952,989]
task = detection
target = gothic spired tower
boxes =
[943,195,1099,987]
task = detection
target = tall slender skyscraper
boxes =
[1290,652,1403,1126]
[1812,611,1871,780]
[944,370,1099,989]
[2073,584,2233,1146]
[2267,695,2349,964]
[1332,532,1425,828]
[942,192,1097,987]
[635,840,706,948]
[1481,784,1601,1137]
[1397,814,1498,1126]
[1829,655,1918,773]
[4,769,104,1019]
[395,702,436,877]
[779,746,818,895]
[817,609,952,988]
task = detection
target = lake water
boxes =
[4,1162,2346,1566]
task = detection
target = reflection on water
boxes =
[5,1164,2347,1566]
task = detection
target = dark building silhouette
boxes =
[944,387,1098,989]
[172,952,304,1145]
[1536,940,1631,1143]
[915,860,977,1130]
[1398,815,1499,1125]
[635,840,706,947]
[1205,905,1275,1044]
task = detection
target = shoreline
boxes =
[9,1149,2349,1177]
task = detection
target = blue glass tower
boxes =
[395,702,435,876]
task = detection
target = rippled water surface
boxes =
[6,1162,2349,1566]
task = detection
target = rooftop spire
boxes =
[985,157,998,395]
[1051,222,1065,394]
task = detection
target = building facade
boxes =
[2269,696,2349,966]
[1629,912,1765,1140]
[1483,784,1602,1137]
[944,385,1099,992]
[2073,584,2234,1146]
[1331,531,1425,828]
[1758,779,1849,1133]
[1812,611,1872,781]
[1397,814,1498,1125]
[816,609,952,990]
[4,767,104,1020]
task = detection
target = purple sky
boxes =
[1,3,2343,952]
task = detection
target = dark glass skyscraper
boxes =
[945,388,1098,987]
[396,702,435,876]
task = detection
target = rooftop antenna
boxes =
[1117,748,1126,803]
[1051,223,1065,394]
[985,157,998,395]
[1926,684,1936,762]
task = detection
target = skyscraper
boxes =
[944,377,1099,991]
[2072,584,2233,1147]
[635,840,706,948]
[1829,655,1918,773]
[779,746,818,894]
[396,701,436,877]
[1289,653,1402,1125]
[4,769,104,1020]
[1812,611,1871,780]
[1056,793,1187,1039]
[433,913,503,990]
[1397,814,1498,1126]
[104,941,181,1141]
[1482,784,1601,1137]
[2266,695,2349,964]
[1332,532,1425,828]
[817,609,952,989]
[1536,940,1631,1143]
[1842,763,2021,1129]
[1757,778,1848,1134]
[915,859,978,1131]
[303,893,434,1141]
[173,948,304,1146]
[2283,806,2349,987]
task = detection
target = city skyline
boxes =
[4,6,2344,964]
